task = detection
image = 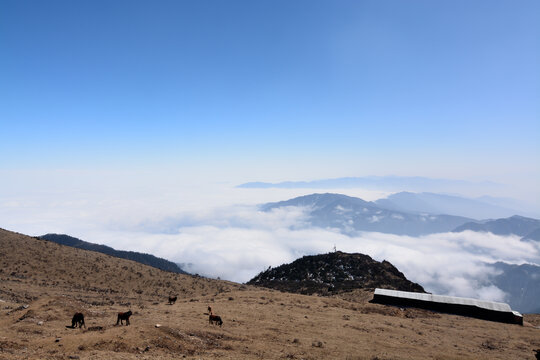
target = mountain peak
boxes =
[247,251,425,295]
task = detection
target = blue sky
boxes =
[1,0,539,195]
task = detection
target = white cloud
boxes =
[75,206,540,304]
[2,180,539,303]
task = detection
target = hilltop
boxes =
[247,251,425,295]
[1,228,540,359]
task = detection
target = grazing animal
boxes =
[116,310,132,326]
[209,314,223,326]
[207,306,223,326]
[168,296,177,305]
[69,312,85,328]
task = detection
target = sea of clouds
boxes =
[93,204,539,303]
[1,180,539,303]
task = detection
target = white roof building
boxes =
[372,288,523,325]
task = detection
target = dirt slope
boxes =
[1,228,539,359]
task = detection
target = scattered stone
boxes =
[155,324,161,328]
[7,305,29,315]
[312,340,323,348]
[68,356,80,359]
[37,321,43,326]
[17,309,36,322]
[292,338,300,344]
[482,340,498,350]
[55,338,61,343]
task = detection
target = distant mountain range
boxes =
[374,192,521,220]
[488,262,540,314]
[262,193,540,238]
[238,176,502,194]
[262,193,473,236]
[453,216,540,240]
[39,233,188,274]
[247,251,425,295]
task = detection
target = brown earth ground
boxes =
[1,228,539,359]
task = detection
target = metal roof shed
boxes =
[371,288,523,325]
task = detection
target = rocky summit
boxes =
[247,251,425,295]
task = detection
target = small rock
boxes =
[155,324,161,328]
[37,321,43,326]
[55,338,61,343]
[68,356,80,359]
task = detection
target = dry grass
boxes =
[1,228,539,359]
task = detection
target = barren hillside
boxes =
[1,228,539,359]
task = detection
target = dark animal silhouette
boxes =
[168,296,177,305]
[209,314,223,326]
[207,306,223,326]
[534,349,540,360]
[67,312,85,328]
[116,310,132,326]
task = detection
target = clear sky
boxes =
[1,0,539,197]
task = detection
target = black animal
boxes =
[209,314,223,326]
[116,310,132,326]
[168,296,177,305]
[68,312,85,328]
[534,349,540,360]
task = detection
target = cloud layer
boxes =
[89,205,540,303]
[2,180,538,304]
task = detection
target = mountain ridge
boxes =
[262,193,473,236]
[39,233,188,275]
[452,215,540,237]
[488,262,540,314]
[238,176,501,192]
[374,191,522,220]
